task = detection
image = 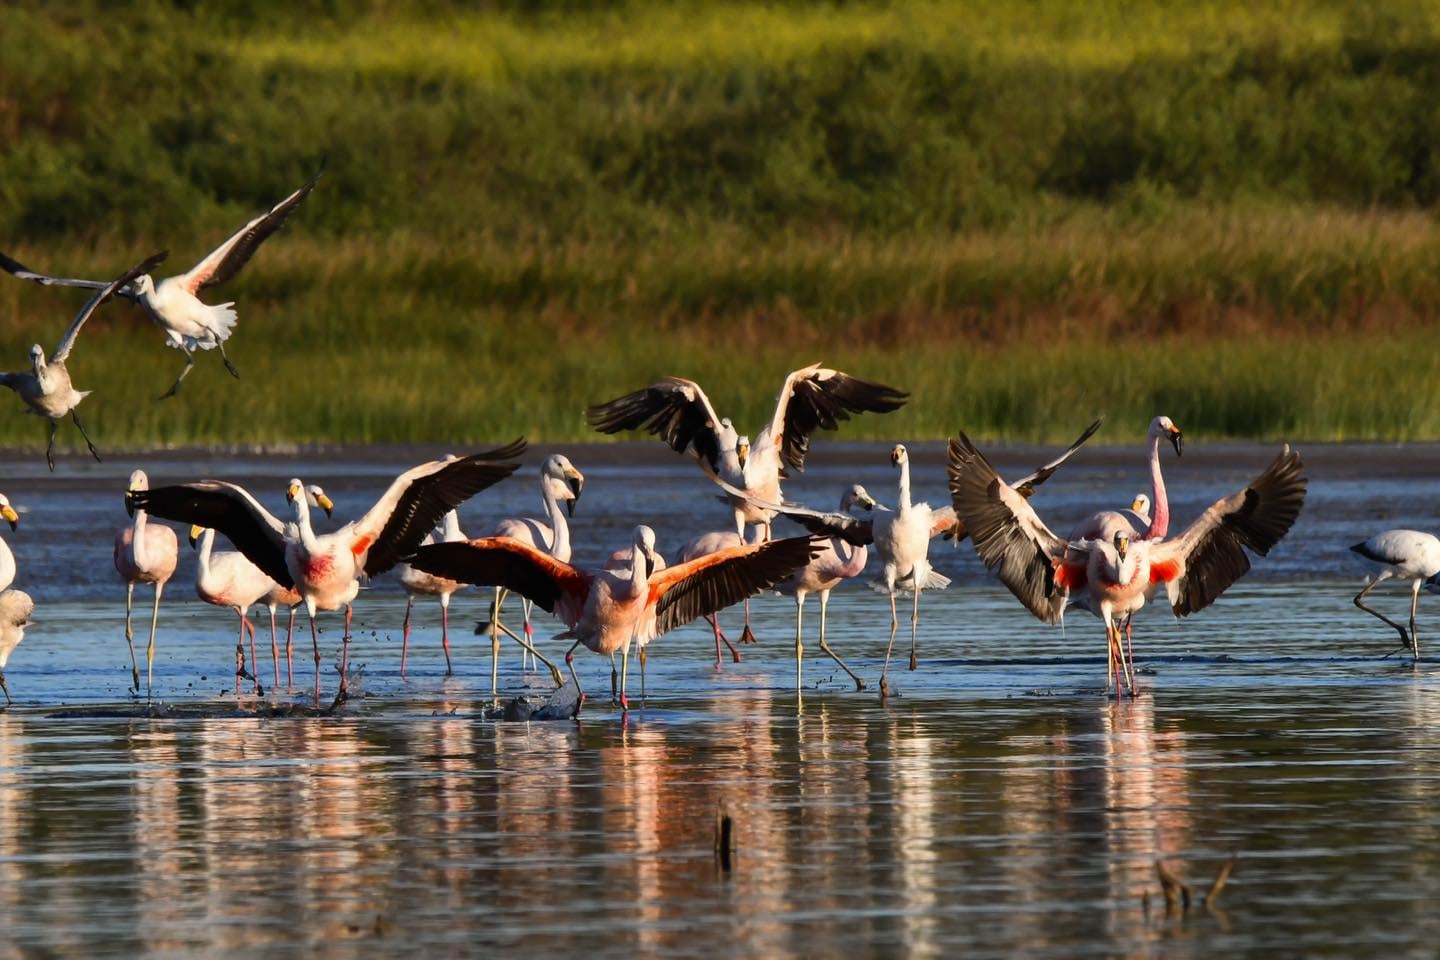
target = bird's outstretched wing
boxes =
[127,480,290,585]
[697,458,874,546]
[764,363,908,473]
[1008,418,1104,496]
[649,535,821,634]
[408,536,592,618]
[352,439,526,578]
[586,377,730,471]
[178,164,324,294]
[52,252,168,363]
[0,251,124,296]
[1149,446,1307,616]
[947,432,1070,623]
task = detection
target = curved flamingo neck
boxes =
[1144,434,1170,540]
[626,542,649,600]
[292,494,320,552]
[543,485,570,561]
[131,508,150,567]
[195,528,215,581]
[441,510,463,543]
[897,460,912,511]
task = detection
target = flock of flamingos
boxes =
[0,171,1435,715]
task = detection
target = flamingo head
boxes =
[1113,529,1130,562]
[633,524,658,578]
[123,470,149,517]
[736,436,750,470]
[1130,493,1151,515]
[0,494,17,532]
[1150,416,1183,456]
[307,485,334,517]
[543,454,585,517]
[285,478,305,511]
[890,444,908,468]
[132,274,156,297]
[842,484,877,513]
[28,344,44,372]
[188,525,206,549]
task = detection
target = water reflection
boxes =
[0,678,1438,956]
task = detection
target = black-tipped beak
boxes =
[1169,429,1183,457]
[566,475,583,513]
[566,498,577,519]
[189,530,199,549]
[124,492,136,518]
[644,550,656,579]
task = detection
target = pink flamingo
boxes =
[677,529,763,668]
[114,470,180,699]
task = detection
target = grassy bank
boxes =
[2,1,1440,449]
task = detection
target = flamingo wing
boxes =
[586,376,730,471]
[1149,446,1307,616]
[648,535,821,634]
[407,536,591,619]
[354,439,526,578]
[764,363,908,473]
[0,250,125,296]
[695,457,873,546]
[51,252,168,363]
[178,165,323,294]
[948,432,1070,623]
[127,480,290,585]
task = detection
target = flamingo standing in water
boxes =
[395,506,467,678]
[114,470,180,698]
[0,589,34,706]
[677,529,762,668]
[191,525,275,697]
[587,364,907,543]
[1350,530,1440,658]
[948,434,1307,696]
[126,442,526,704]
[410,526,819,712]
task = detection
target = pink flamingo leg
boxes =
[441,597,453,676]
[739,598,757,645]
[338,604,353,695]
[285,608,296,689]
[269,607,281,689]
[310,613,322,707]
[706,613,741,667]
[245,615,261,694]
[400,596,413,678]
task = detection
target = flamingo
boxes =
[1070,416,1182,541]
[0,494,19,592]
[713,420,1102,695]
[587,363,907,542]
[114,469,180,698]
[395,506,467,678]
[478,453,584,688]
[948,434,1307,696]
[0,167,321,398]
[409,526,819,712]
[0,252,166,470]
[191,526,276,697]
[677,530,760,668]
[0,589,34,706]
[124,442,526,704]
[261,485,333,689]
[1350,531,1440,658]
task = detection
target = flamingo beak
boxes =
[737,445,748,470]
[1168,427,1183,457]
[286,482,301,505]
[0,505,17,532]
[566,470,584,517]
[316,493,334,517]
[189,525,203,548]
[644,549,656,579]
[1130,496,1146,512]
[124,491,136,518]
[1116,537,1129,561]
[861,493,877,510]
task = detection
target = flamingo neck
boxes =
[897,460,913,511]
[131,509,150,567]
[544,487,570,561]
[1145,434,1171,540]
[836,541,868,576]
[293,495,320,552]
[195,528,215,581]
[628,543,649,600]
[441,510,463,543]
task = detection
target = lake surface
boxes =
[0,440,1438,956]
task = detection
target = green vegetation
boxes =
[3,0,1440,450]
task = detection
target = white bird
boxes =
[948,435,1307,696]
[113,470,180,698]
[0,167,321,399]
[126,442,525,704]
[409,525,818,712]
[0,252,166,470]
[1129,493,1152,524]
[773,483,877,695]
[478,453,585,688]
[1350,530,1440,657]
[677,530,757,668]
[395,507,467,678]
[0,589,34,706]
[1070,416,1183,542]
[0,493,20,592]
[260,485,333,689]
[191,525,276,697]
[719,421,1102,695]
[587,363,907,541]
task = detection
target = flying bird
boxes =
[125,441,526,704]
[948,436,1307,696]
[587,363,907,540]
[0,166,322,398]
[1,252,167,470]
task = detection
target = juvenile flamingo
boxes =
[0,589,34,705]
[1350,530,1440,658]
[114,470,179,698]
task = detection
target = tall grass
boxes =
[2,1,1439,449]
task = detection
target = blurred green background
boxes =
[3,0,1440,451]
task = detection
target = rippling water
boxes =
[1,441,1438,955]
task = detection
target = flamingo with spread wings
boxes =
[409,525,820,712]
[948,435,1307,696]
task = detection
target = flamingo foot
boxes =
[739,625,757,645]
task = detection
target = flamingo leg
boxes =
[285,608,296,689]
[310,611,322,707]
[879,589,900,698]
[268,605,280,689]
[1124,618,1137,696]
[492,619,564,687]
[338,604,352,696]
[1354,574,1410,649]
[818,589,864,691]
[44,420,57,473]
[146,581,164,701]
[908,586,921,671]
[619,641,631,712]
[489,588,502,696]
[234,611,246,699]
[124,582,139,694]
[245,614,261,694]
[1409,579,1423,659]
[400,595,414,678]
[159,344,198,400]
[639,645,647,703]
[0,670,10,705]
[610,653,619,704]
[794,594,805,701]
[564,640,586,714]
[706,613,740,668]
[440,594,453,676]
[739,598,756,646]
[521,598,535,670]
[71,410,102,463]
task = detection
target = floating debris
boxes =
[714,803,735,872]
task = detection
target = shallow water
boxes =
[1,441,1439,956]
